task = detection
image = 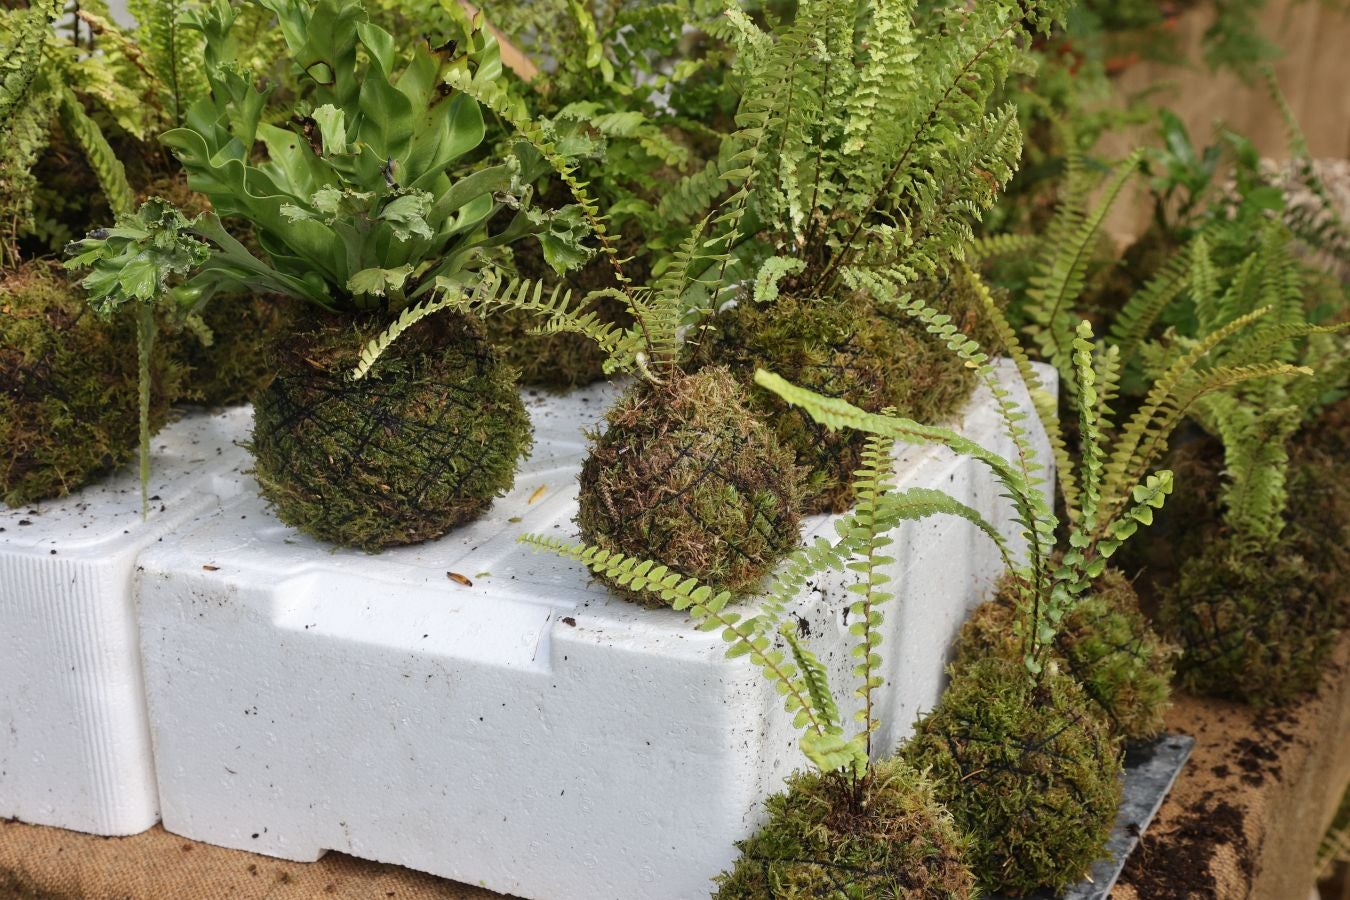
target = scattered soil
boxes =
[1112,634,1350,900]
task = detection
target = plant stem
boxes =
[137,304,155,518]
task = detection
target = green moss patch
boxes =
[1159,537,1341,707]
[251,313,531,551]
[576,367,803,605]
[953,570,1175,740]
[714,757,976,899]
[691,286,977,514]
[1,261,183,506]
[177,294,293,408]
[902,656,1122,896]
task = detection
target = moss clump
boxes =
[177,294,293,407]
[1158,537,1342,707]
[691,287,977,514]
[1,261,184,506]
[577,367,803,605]
[714,757,976,899]
[953,570,1175,740]
[251,313,531,551]
[902,657,1123,896]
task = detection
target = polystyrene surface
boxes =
[0,407,252,835]
[137,366,1054,899]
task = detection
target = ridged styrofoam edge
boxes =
[135,362,1055,900]
[0,407,254,835]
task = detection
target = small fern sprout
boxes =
[65,199,211,514]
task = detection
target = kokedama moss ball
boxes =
[1,261,183,506]
[576,367,803,606]
[691,287,977,514]
[714,757,976,899]
[953,570,1175,740]
[902,656,1123,896]
[1158,538,1342,707]
[251,313,531,551]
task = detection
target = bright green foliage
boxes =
[954,569,1175,740]
[572,367,803,605]
[158,0,581,312]
[0,0,137,261]
[66,199,211,512]
[713,757,976,899]
[755,312,1182,675]
[901,656,1122,896]
[252,313,531,550]
[0,0,61,127]
[1,260,184,506]
[522,444,1005,777]
[1142,226,1349,549]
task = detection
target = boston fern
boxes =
[683,0,1072,307]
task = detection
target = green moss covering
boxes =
[576,366,803,605]
[251,313,531,551]
[691,285,978,514]
[714,757,976,899]
[1,260,183,506]
[177,294,293,408]
[1159,537,1342,707]
[902,656,1123,896]
[953,570,1175,740]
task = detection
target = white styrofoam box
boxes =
[0,407,253,835]
[136,363,1055,900]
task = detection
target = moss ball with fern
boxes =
[692,288,976,514]
[576,366,803,606]
[1,261,183,506]
[901,656,1123,896]
[714,758,976,899]
[953,570,1175,740]
[251,313,531,551]
[1159,537,1343,707]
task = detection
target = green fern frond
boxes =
[517,533,833,743]
[56,86,135,216]
[967,232,1039,265]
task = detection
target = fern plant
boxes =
[65,199,210,512]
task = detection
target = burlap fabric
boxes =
[0,822,512,899]
[1114,631,1350,900]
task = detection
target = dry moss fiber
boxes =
[953,569,1175,740]
[714,757,976,899]
[576,366,803,605]
[690,283,980,514]
[1,260,183,506]
[251,313,531,551]
[902,656,1123,897]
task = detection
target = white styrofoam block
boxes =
[136,363,1055,900]
[0,407,253,835]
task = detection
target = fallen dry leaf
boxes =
[447,572,473,587]
[527,485,548,505]
[202,565,219,572]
